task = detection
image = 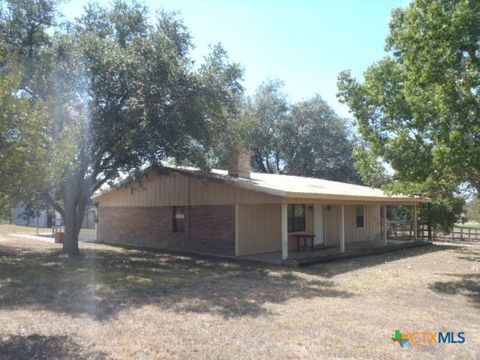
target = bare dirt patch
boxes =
[0,225,478,359]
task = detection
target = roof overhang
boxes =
[284,192,428,204]
[93,166,431,205]
[218,176,428,204]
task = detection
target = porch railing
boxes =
[386,219,416,240]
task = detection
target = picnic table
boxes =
[293,234,316,251]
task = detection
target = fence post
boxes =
[413,204,418,240]
[468,228,471,241]
[460,227,464,241]
[383,206,388,245]
[452,226,455,241]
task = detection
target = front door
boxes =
[314,205,324,245]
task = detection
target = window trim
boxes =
[356,205,365,229]
[287,204,306,233]
[173,206,186,233]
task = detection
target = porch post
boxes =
[281,203,288,261]
[413,204,418,240]
[383,205,388,245]
[340,204,345,253]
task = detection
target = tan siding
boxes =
[238,204,317,256]
[237,204,281,255]
[305,205,314,233]
[325,205,341,245]
[324,204,381,245]
[96,171,282,207]
[236,203,382,256]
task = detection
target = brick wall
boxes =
[189,206,235,255]
[97,205,235,256]
[227,148,251,178]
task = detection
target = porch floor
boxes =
[240,239,432,266]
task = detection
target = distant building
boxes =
[13,205,52,227]
[13,204,64,228]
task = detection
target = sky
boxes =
[59,0,410,118]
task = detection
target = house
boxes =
[79,207,97,242]
[93,152,427,264]
[13,205,52,227]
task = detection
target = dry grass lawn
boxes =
[0,224,479,359]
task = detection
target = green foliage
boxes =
[352,146,390,188]
[213,98,256,164]
[1,0,243,254]
[0,0,58,97]
[387,196,464,234]
[0,65,48,217]
[248,79,288,173]
[465,197,480,223]
[281,95,361,182]
[337,0,479,229]
[338,0,480,196]
[224,79,361,183]
[421,196,465,233]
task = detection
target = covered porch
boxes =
[276,200,425,265]
[241,238,429,266]
[234,195,428,264]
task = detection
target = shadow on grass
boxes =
[429,273,480,309]
[0,243,353,320]
[456,250,480,263]
[299,243,458,277]
[0,334,105,360]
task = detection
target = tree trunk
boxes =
[64,219,80,256]
[63,198,82,256]
[62,178,90,257]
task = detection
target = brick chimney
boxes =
[228,148,251,179]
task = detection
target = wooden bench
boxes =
[294,234,316,251]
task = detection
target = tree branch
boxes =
[42,192,65,218]
[253,149,267,173]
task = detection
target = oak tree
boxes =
[1,0,242,255]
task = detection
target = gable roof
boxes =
[93,165,426,204]
[149,166,426,204]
